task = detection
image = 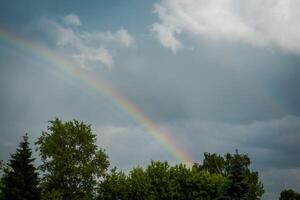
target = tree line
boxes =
[0,118,297,199]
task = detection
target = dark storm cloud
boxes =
[165,116,300,169]
[108,38,300,124]
[163,116,300,200]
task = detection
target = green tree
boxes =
[188,165,226,200]
[169,164,191,200]
[0,134,40,200]
[279,189,300,200]
[246,171,264,200]
[98,167,128,200]
[35,118,109,200]
[146,161,173,200]
[97,160,228,200]
[201,153,225,174]
[221,151,250,200]
[130,161,227,200]
[201,152,264,200]
[127,167,151,200]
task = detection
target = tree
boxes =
[187,164,226,200]
[246,171,264,200]
[97,167,129,200]
[97,160,228,200]
[201,153,225,174]
[146,161,172,200]
[127,167,151,200]
[201,152,264,200]
[0,134,40,200]
[35,118,109,200]
[279,189,300,200]
[221,151,250,200]
[0,160,3,199]
[169,164,192,200]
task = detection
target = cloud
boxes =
[80,28,134,48]
[152,23,182,53]
[259,167,300,199]
[72,47,113,70]
[114,29,135,47]
[165,115,300,199]
[152,0,300,54]
[101,116,300,170]
[167,115,300,169]
[63,13,81,26]
[40,14,134,69]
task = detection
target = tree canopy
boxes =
[35,118,109,200]
[200,151,264,200]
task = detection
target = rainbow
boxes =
[0,29,195,166]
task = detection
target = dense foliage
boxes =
[279,189,300,200]
[35,118,109,200]
[200,152,264,200]
[0,134,40,200]
[0,118,268,200]
[98,161,226,200]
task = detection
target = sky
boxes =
[1,0,300,199]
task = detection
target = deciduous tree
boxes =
[98,167,128,200]
[36,118,109,200]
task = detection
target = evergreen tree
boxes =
[0,134,40,200]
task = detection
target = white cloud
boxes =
[79,28,134,47]
[152,22,182,53]
[63,13,81,26]
[40,14,134,69]
[152,0,300,54]
[114,28,135,47]
[72,47,113,70]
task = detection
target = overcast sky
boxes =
[1,0,300,199]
